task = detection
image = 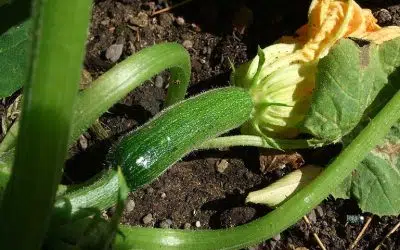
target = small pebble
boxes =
[105,44,124,62]
[142,213,153,224]
[216,159,229,173]
[129,12,149,27]
[159,219,173,229]
[272,233,281,241]
[183,223,191,230]
[146,187,154,194]
[160,192,167,198]
[315,206,324,217]
[346,215,364,225]
[182,40,193,49]
[195,221,201,228]
[100,19,110,26]
[375,9,392,25]
[308,209,317,224]
[78,135,88,150]
[128,41,136,54]
[159,13,174,27]
[125,199,135,213]
[191,23,201,32]
[155,75,164,88]
[176,16,185,26]
[332,217,337,223]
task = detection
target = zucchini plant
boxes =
[0,0,399,249]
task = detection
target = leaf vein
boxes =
[325,70,359,103]
[365,164,396,213]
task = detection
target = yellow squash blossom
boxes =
[233,0,400,139]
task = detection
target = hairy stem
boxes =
[198,135,328,150]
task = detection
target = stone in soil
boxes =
[195,221,201,228]
[129,12,149,27]
[155,75,164,88]
[105,44,124,62]
[182,40,193,49]
[216,159,229,173]
[176,16,185,26]
[308,209,317,224]
[125,199,135,213]
[159,219,173,229]
[159,13,174,27]
[142,213,153,224]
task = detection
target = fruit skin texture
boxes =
[107,87,253,191]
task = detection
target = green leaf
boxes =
[333,121,400,216]
[0,19,30,97]
[302,38,390,141]
[329,38,400,216]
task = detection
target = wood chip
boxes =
[259,149,304,173]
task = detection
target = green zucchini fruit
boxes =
[108,87,253,190]
[54,87,252,216]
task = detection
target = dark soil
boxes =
[63,0,400,249]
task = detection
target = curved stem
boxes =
[67,42,192,144]
[53,169,119,218]
[197,135,329,150]
[0,42,191,152]
[114,91,400,249]
[165,67,191,107]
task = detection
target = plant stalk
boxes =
[198,135,328,150]
[0,0,92,249]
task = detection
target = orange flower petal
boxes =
[360,26,400,44]
[288,0,399,62]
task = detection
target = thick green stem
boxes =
[198,135,328,150]
[114,91,400,249]
[0,42,191,153]
[53,169,119,217]
[71,42,191,143]
[0,0,92,249]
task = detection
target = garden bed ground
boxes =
[63,0,400,249]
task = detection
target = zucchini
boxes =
[108,87,253,190]
[54,87,252,215]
